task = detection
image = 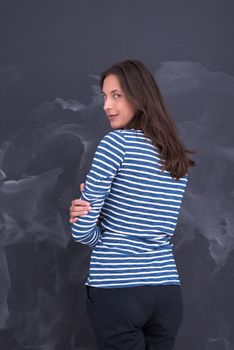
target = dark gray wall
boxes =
[0,1,233,349]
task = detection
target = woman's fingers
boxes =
[70,200,91,213]
[69,184,90,223]
[71,208,90,217]
[69,217,78,223]
[71,198,90,207]
[80,182,85,192]
[69,198,91,223]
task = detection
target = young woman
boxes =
[70,59,194,350]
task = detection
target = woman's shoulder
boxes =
[101,128,145,146]
[109,128,144,136]
[103,129,126,140]
[99,130,126,149]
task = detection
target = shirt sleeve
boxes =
[71,130,126,248]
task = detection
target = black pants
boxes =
[86,285,183,350]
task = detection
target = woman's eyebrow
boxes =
[102,89,121,94]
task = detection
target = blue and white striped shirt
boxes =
[71,129,188,288]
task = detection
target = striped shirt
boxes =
[71,128,188,288]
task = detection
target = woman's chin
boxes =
[110,121,122,129]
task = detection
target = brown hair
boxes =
[100,59,195,180]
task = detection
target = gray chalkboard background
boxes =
[0,1,234,349]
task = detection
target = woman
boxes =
[70,59,194,350]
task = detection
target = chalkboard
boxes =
[0,1,233,349]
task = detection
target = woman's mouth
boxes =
[108,115,118,121]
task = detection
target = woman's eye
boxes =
[113,93,121,98]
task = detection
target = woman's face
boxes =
[102,74,135,129]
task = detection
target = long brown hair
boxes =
[100,59,195,180]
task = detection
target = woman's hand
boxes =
[69,183,91,223]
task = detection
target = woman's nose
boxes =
[103,97,113,112]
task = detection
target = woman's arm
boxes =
[71,130,125,248]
